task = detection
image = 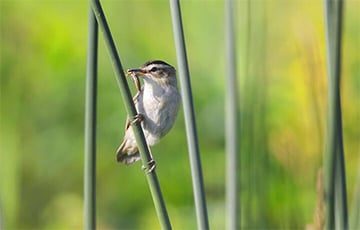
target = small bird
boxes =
[116,60,181,168]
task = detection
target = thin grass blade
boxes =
[225,0,240,229]
[169,0,209,229]
[90,1,172,229]
[84,5,98,230]
[323,0,348,229]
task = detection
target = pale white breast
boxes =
[136,82,181,146]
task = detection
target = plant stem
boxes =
[90,1,171,229]
[84,5,98,230]
[225,0,240,229]
[169,1,209,229]
[323,0,348,229]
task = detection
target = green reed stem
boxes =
[225,0,240,229]
[323,0,348,229]
[84,5,98,230]
[90,1,171,229]
[169,1,209,229]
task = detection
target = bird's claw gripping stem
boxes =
[131,114,144,125]
[132,113,155,174]
[142,159,156,174]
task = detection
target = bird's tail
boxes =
[116,140,140,165]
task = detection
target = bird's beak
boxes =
[127,68,146,77]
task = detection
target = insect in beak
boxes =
[126,68,145,92]
[127,68,146,77]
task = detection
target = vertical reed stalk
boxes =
[225,0,240,229]
[169,0,209,229]
[90,1,171,229]
[323,0,348,229]
[84,5,98,230]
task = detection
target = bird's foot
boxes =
[141,159,156,174]
[131,113,144,125]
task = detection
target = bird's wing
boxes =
[124,87,143,131]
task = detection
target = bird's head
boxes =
[127,60,177,87]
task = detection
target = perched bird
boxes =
[116,60,181,167]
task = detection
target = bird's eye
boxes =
[150,67,158,72]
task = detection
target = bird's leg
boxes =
[131,114,156,173]
[142,159,156,174]
[141,147,156,174]
[131,113,144,125]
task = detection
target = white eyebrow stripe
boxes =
[146,63,168,71]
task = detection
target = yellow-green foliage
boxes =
[0,0,359,229]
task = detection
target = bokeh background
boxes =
[0,0,359,229]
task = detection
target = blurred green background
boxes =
[0,0,359,229]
